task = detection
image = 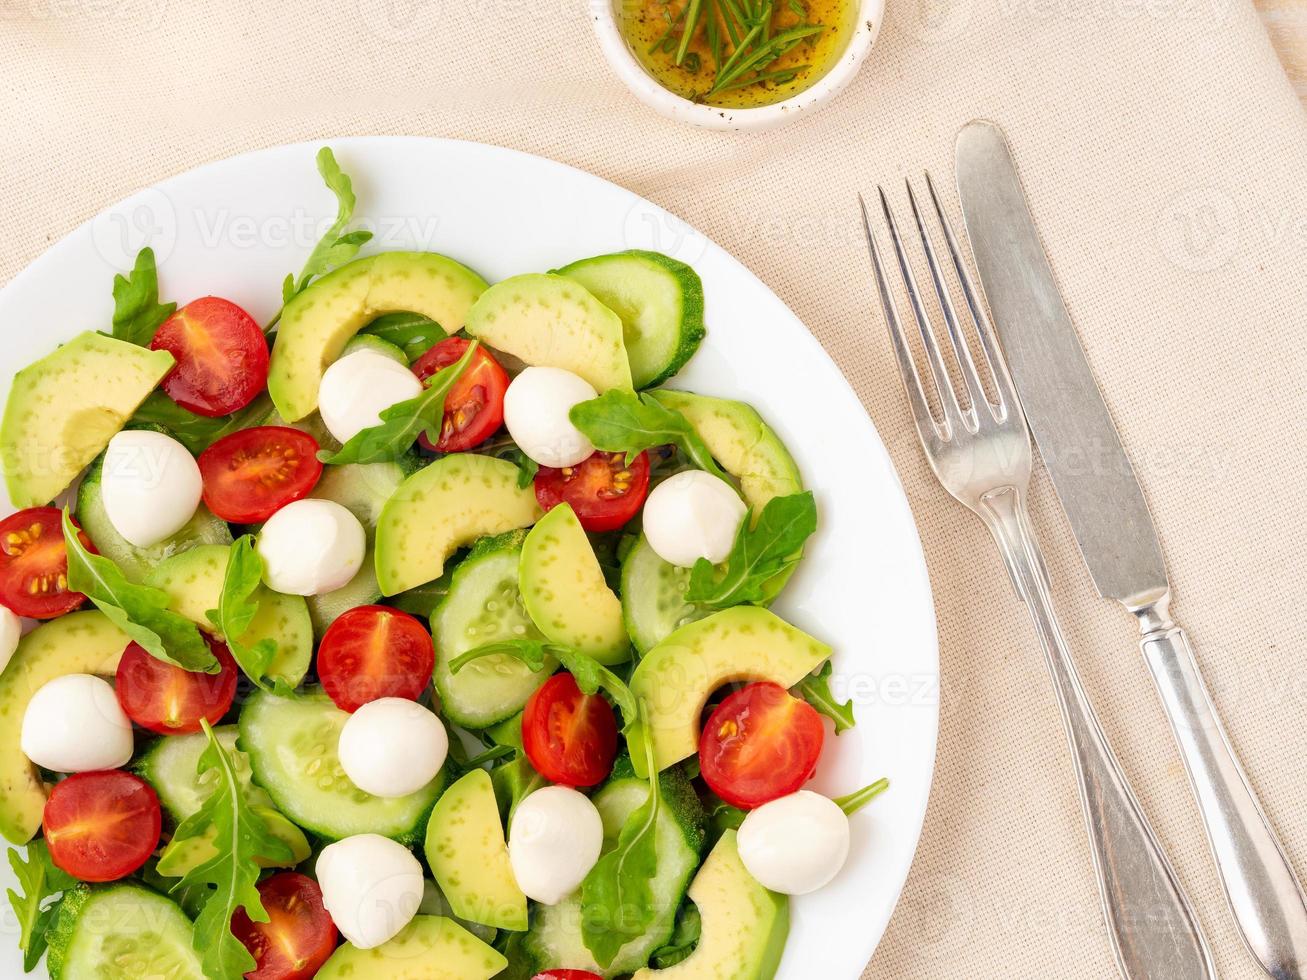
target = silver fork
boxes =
[861,178,1215,980]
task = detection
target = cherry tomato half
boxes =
[534,451,651,533]
[149,297,269,417]
[532,972,605,980]
[317,605,435,712]
[115,636,238,736]
[43,770,162,882]
[523,672,618,788]
[412,337,509,453]
[699,682,825,810]
[0,507,91,619]
[198,426,323,524]
[231,872,338,980]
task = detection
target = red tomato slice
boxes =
[231,872,338,980]
[532,972,605,980]
[43,770,161,882]
[149,297,270,417]
[0,507,91,619]
[317,605,435,712]
[411,337,509,453]
[522,672,618,788]
[115,636,238,735]
[699,682,824,810]
[198,426,323,523]
[533,451,651,533]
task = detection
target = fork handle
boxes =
[979,485,1214,980]
[1139,615,1307,979]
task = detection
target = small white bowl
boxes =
[590,0,884,131]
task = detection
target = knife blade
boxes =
[953,120,1168,613]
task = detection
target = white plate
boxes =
[0,137,938,979]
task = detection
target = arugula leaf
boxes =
[361,312,446,361]
[512,450,538,489]
[6,841,76,972]
[131,392,271,455]
[319,341,477,465]
[61,508,217,673]
[793,660,855,734]
[834,777,889,816]
[110,247,176,347]
[685,491,817,607]
[449,638,638,730]
[205,536,279,690]
[490,755,547,827]
[651,903,701,969]
[279,147,373,310]
[580,700,662,967]
[569,389,728,481]
[171,720,293,979]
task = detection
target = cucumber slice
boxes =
[46,884,203,980]
[342,333,408,364]
[76,453,233,584]
[239,688,445,844]
[134,724,271,823]
[432,532,555,729]
[556,251,705,389]
[620,534,708,654]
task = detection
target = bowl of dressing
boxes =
[591,0,884,131]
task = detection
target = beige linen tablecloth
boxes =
[4,1,1307,977]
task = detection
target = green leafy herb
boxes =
[449,638,638,731]
[275,147,373,321]
[361,312,446,362]
[685,491,816,606]
[793,660,855,734]
[61,508,217,673]
[834,777,890,816]
[651,903,701,968]
[109,247,176,347]
[6,841,76,973]
[702,792,746,848]
[130,392,271,455]
[580,700,662,967]
[319,340,477,465]
[170,720,293,980]
[205,536,279,690]
[663,0,825,96]
[512,450,538,489]
[490,755,547,827]
[569,389,727,482]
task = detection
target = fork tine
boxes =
[858,193,943,444]
[923,171,1020,422]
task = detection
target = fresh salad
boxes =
[0,148,886,980]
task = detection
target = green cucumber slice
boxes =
[134,724,271,824]
[46,884,203,980]
[620,534,708,654]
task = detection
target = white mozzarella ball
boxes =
[319,350,424,444]
[508,785,604,905]
[257,499,365,596]
[20,674,134,773]
[0,605,21,675]
[642,470,747,568]
[100,429,202,547]
[338,698,448,797]
[316,834,424,949]
[502,367,597,468]
[737,790,851,895]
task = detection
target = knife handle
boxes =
[979,487,1214,980]
[1141,618,1307,979]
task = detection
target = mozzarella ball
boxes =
[503,367,597,468]
[257,499,365,596]
[100,429,202,547]
[0,605,21,675]
[737,790,850,895]
[316,834,424,949]
[642,470,747,568]
[318,350,424,444]
[20,674,134,773]
[338,698,448,798]
[508,785,604,905]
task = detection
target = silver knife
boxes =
[956,118,1307,980]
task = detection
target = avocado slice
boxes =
[374,455,541,596]
[465,273,633,392]
[1,331,175,508]
[0,611,130,844]
[520,503,629,665]
[632,830,789,980]
[144,543,313,687]
[424,769,527,931]
[267,251,488,422]
[628,607,829,777]
[317,915,507,980]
